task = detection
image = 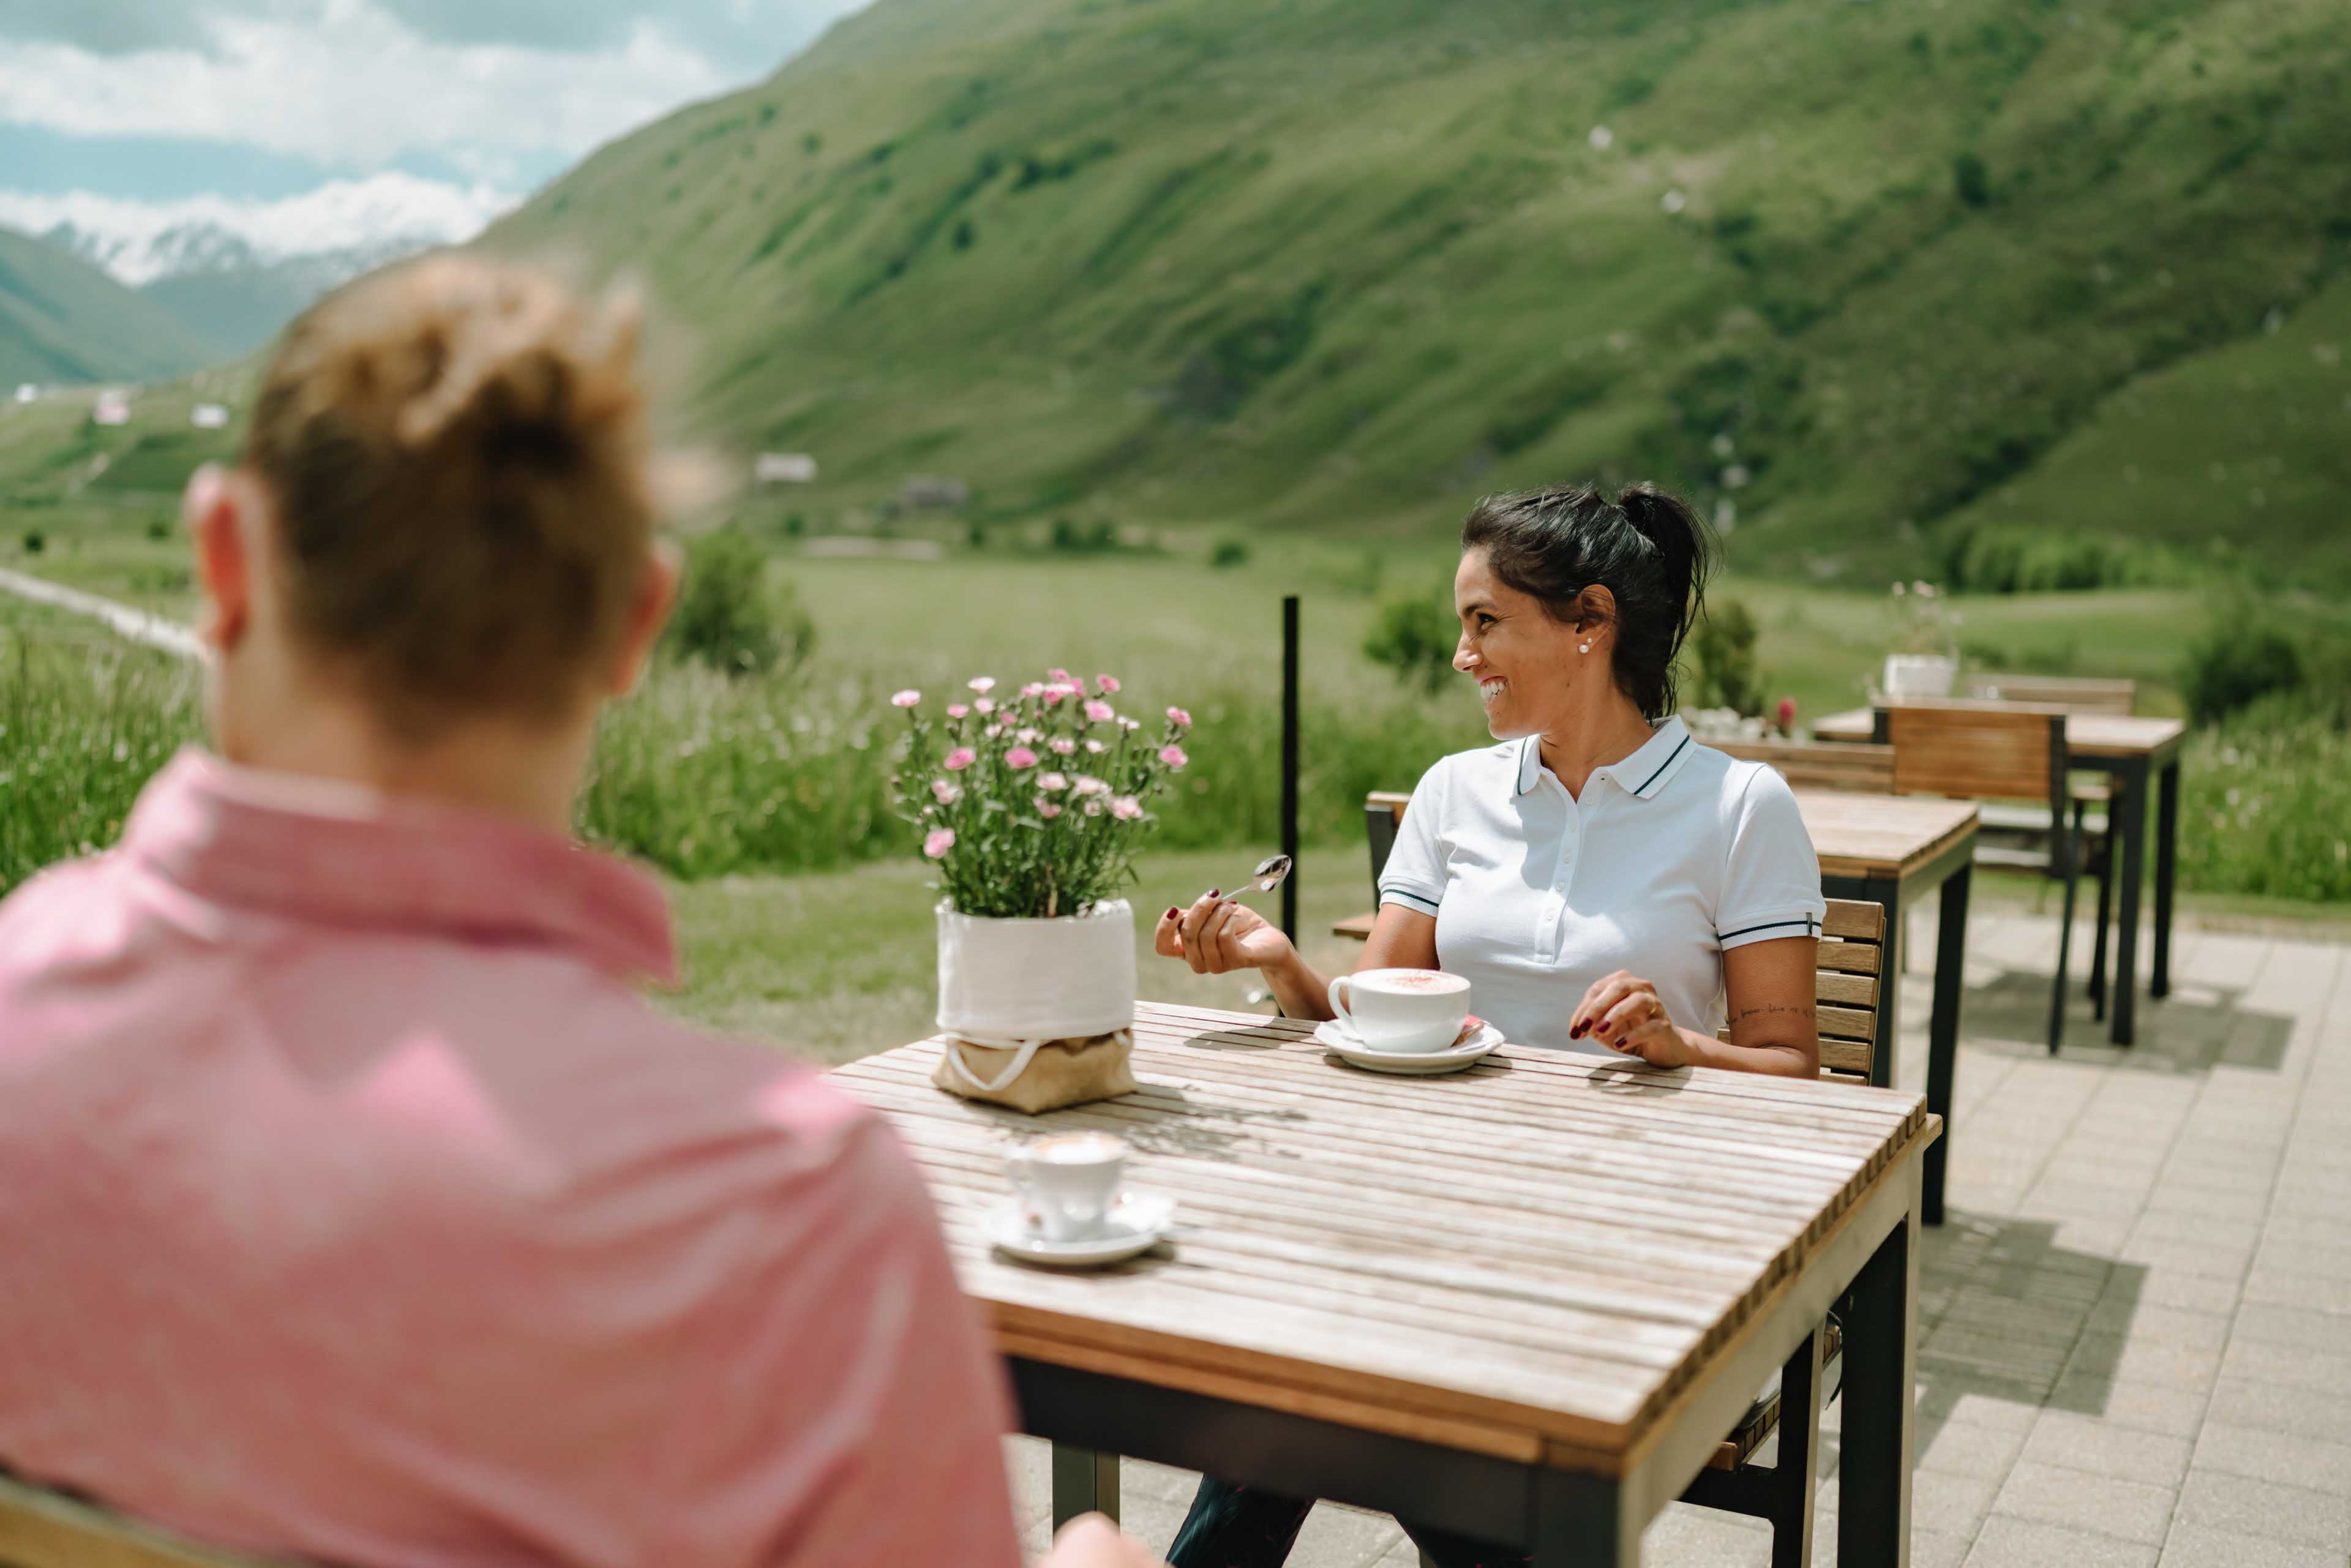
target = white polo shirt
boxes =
[1376,716,1826,1055]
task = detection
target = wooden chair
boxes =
[1875,705,2109,1049]
[0,1468,280,1568]
[1708,738,1895,794]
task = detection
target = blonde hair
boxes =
[244,255,654,742]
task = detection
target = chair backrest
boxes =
[1964,674,2134,714]
[1874,704,2068,810]
[1709,738,1894,794]
[1362,793,1883,1082]
[0,1470,277,1568]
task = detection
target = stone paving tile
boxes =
[2046,1370,2214,1439]
[2229,1301,2351,1355]
[2061,1332,2224,1394]
[1919,1416,2031,1482]
[2191,1420,2351,1495]
[2219,1337,2351,1397]
[1990,1460,2178,1547]
[2156,1523,2346,1568]
[2021,1411,2194,1488]
[1964,1515,2159,1568]
[2080,1299,2230,1352]
[2203,1375,2351,1444]
[2241,1267,2351,1315]
[2172,1468,2351,1551]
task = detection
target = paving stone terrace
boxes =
[1003,904,2351,1567]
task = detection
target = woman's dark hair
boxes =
[1458,482,1714,720]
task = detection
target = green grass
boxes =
[467,0,2351,587]
[0,227,221,386]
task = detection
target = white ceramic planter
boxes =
[1881,654,1958,700]
[936,898,1137,1046]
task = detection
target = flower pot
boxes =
[1881,654,1958,700]
[936,898,1137,1046]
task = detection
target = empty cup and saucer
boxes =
[986,1131,1174,1267]
[1318,969,1502,1075]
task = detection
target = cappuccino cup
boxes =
[1327,968,1472,1053]
[1008,1131,1127,1241]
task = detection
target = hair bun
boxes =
[389,265,642,454]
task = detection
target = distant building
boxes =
[190,403,230,429]
[13,384,35,404]
[755,452,819,484]
[92,392,130,427]
[901,475,971,510]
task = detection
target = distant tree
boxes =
[667,527,814,677]
[1363,576,1457,693]
[1953,151,1992,209]
[1684,598,1766,716]
[953,219,977,251]
[803,132,823,156]
[20,530,43,555]
[1209,536,1251,569]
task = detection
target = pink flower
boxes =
[1096,675,1122,693]
[1005,746,1040,770]
[1035,798,1063,819]
[1047,667,1073,684]
[1073,775,1109,797]
[923,828,956,858]
[1041,686,1069,707]
[947,703,970,719]
[973,697,995,715]
[1775,697,1798,733]
[1119,717,1141,731]
[1039,771,1069,792]
[1084,699,1116,723]
[1049,737,1076,756]
[931,779,962,805]
[1016,727,1040,743]
[1159,744,1189,770]
[1166,706,1191,726]
[891,689,921,707]
[1021,682,1046,699]
[1084,739,1106,754]
[1082,799,1104,817]
[943,748,977,771]
[968,677,997,693]
[1111,795,1143,820]
[984,724,1005,738]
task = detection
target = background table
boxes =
[831,1003,1940,1566]
[1814,708,2185,1045]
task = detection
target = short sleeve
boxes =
[1717,763,1828,951]
[1376,758,1450,919]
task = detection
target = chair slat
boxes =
[1712,739,1895,794]
[0,1472,275,1568]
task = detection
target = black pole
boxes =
[1281,595,1300,943]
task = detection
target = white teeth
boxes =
[1480,678,1507,698]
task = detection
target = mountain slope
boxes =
[0,227,222,387]
[486,0,2350,580]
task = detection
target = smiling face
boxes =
[1452,546,1595,738]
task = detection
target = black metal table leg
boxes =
[1531,1469,1632,1567]
[1768,1324,1824,1568]
[1837,1188,1920,1567]
[1051,1444,1120,1529]
[2153,759,2178,1000]
[1925,865,1969,1228]
[2110,757,2151,1045]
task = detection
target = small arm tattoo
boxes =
[1728,1004,1816,1026]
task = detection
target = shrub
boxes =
[146,517,171,542]
[1940,525,2184,593]
[21,531,42,554]
[1209,536,1251,569]
[1954,150,1992,208]
[1363,576,1458,694]
[2183,626,2301,726]
[666,527,814,677]
[1683,597,1766,716]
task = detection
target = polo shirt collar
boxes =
[119,748,680,986]
[1513,716,1696,801]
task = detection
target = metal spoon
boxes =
[1190,852,1292,907]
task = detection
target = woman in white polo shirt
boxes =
[1153,481,1825,1568]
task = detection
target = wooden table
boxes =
[831,1002,1940,1566]
[1337,792,1978,1227]
[1814,708,2186,1045]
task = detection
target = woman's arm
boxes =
[1569,936,1821,1078]
[1158,898,1438,1022]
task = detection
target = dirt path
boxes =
[0,567,204,661]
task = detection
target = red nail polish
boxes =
[1164,907,1180,920]
[1209,888,1220,898]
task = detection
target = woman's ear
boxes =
[607,539,682,697]
[1573,585,1619,639]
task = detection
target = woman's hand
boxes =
[1570,970,1691,1068]
[1155,892,1295,975]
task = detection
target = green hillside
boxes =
[0,228,222,388]
[477,0,2351,584]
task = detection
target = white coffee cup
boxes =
[1326,968,1472,1053]
[1008,1131,1127,1241]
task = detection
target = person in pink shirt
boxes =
[0,257,1153,1568]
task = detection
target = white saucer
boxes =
[985,1190,1175,1267]
[1314,1019,1504,1075]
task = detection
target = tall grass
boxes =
[0,626,202,891]
[6,618,2346,909]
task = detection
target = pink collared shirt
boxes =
[0,751,1022,1568]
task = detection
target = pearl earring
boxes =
[1578,640,1592,655]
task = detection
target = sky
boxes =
[0,0,874,279]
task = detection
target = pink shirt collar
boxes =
[121,749,680,987]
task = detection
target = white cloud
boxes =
[0,173,517,283]
[0,0,732,167]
